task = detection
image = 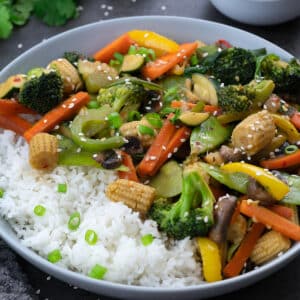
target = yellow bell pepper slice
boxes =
[128,30,179,57]
[221,162,289,201]
[271,114,300,144]
[196,237,222,282]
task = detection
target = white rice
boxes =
[0,130,203,287]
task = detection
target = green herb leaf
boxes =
[33,0,78,26]
[10,0,33,26]
[0,4,13,39]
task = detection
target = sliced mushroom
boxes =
[93,149,122,169]
[209,194,237,246]
[247,177,276,205]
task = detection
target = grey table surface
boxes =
[0,0,300,299]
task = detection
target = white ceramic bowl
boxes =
[0,16,299,300]
[210,0,300,26]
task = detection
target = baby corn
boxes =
[29,133,58,171]
[250,230,291,265]
[106,179,156,215]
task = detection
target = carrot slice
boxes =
[118,151,139,182]
[290,112,300,130]
[152,125,191,175]
[93,33,133,63]
[203,105,222,114]
[223,222,265,278]
[0,114,32,136]
[269,205,294,220]
[260,150,300,169]
[240,200,300,241]
[141,42,198,80]
[23,92,90,142]
[0,99,37,115]
[137,118,176,177]
[171,100,196,109]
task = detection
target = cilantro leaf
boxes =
[10,0,34,26]
[0,4,13,39]
[33,0,78,26]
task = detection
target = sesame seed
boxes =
[180,138,186,143]
[80,137,87,142]
[173,147,178,153]
[46,276,51,280]
[104,11,109,16]
[202,52,208,57]
[167,153,172,158]
[107,5,113,10]
[101,4,106,9]
[162,145,167,151]
[54,125,60,130]
[204,216,209,223]
[62,104,67,108]
[107,76,113,80]
[144,33,149,38]
[68,103,75,109]
[76,148,81,153]
[36,289,41,295]
[161,5,167,10]
[43,119,48,123]
[149,156,157,161]
[144,180,150,184]
[92,154,98,158]
[77,5,84,11]
[17,43,23,49]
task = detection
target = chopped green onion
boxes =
[127,110,141,122]
[89,264,107,280]
[109,59,121,67]
[113,52,124,63]
[0,188,4,198]
[138,125,155,136]
[284,145,298,155]
[128,45,137,55]
[47,249,62,263]
[68,212,81,230]
[57,183,67,193]
[85,229,98,245]
[145,113,163,128]
[34,205,46,216]
[141,234,154,246]
[87,100,100,109]
[107,112,122,129]
[190,54,199,66]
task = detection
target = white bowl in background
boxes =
[1,16,300,300]
[210,0,300,26]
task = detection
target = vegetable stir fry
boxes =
[1,30,300,283]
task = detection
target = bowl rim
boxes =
[1,15,299,296]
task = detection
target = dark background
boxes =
[1,0,300,299]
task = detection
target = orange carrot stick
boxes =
[203,105,222,114]
[269,205,294,220]
[0,114,32,136]
[223,222,265,278]
[240,200,300,241]
[0,99,37,115]
[290,112,300,130]
[118,152,139,182]
[93,33,133,63]
[23,92,90,142]
[142,42,198,80]
[171,100,196,109]
[137,118,176,177]
[260,150,300,169]
[152,125,191,175]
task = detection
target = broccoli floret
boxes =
[211,48,256,85]
[217,79,275,112]
[19,71,63,114]
[63,51,94,67]
[148,171,215,240]
[258,54,300,93]
[217,84,253,112]
[97,81,148,113]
